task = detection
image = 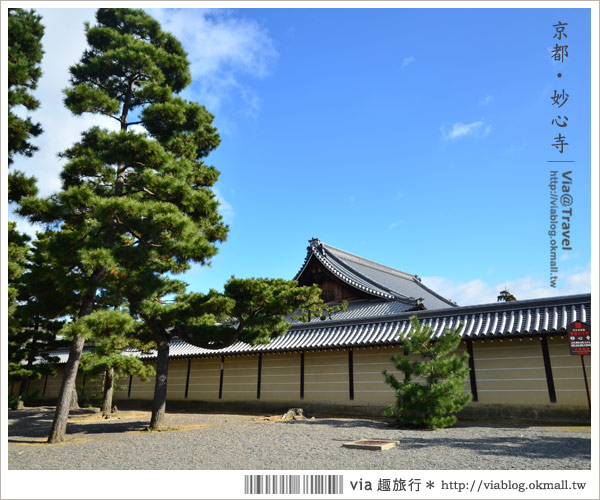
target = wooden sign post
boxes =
[567,321,591,411]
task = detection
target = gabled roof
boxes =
[294,238,456,310]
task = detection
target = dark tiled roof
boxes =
[288,299,414,324]
[48,294,590,363]
[127,293,590,360]
[294,238,456,309]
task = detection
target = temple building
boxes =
[22,238,592,420]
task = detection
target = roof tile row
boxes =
[47,294,590,363]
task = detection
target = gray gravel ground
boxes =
[8,407,590,470]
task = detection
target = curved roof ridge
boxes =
[319,242,419,303]
[310,243,398,300]
[292,241,315,281]
[320,240,418,281]
[293,238,406,301]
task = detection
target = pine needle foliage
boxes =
[171,278,330,348]
[383,316,471,429]
[8,8,44,168]
[8,228,69,408]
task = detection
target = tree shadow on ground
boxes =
[277,419,590,461]
[8,408,151,443]
[396,435,590,461]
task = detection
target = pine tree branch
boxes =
[113,215,162,248]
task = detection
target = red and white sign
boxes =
[567,321,591,356]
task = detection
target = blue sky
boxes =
[6,6,595,305]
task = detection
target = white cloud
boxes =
[423,277,492,306]
[422,264,591,306]
[559,267,592,295]
[479,95,494,106]
[214,187,235,226]
[440,121,491,141]
[148,8,277,119]
[401,56,415,69]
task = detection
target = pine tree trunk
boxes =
[48,334,85,442]
[17,341,36,410]
[16,379,29,409]
[101,367,114,417]
[70,386,80,409]
[149,333,170,431]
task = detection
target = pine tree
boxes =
[8,8,43,204]
[67,309,154,417]
[497,288,517,302]
[8,8,44,166]
[7,222,29,331]
[8,230,70,409]
[126,277,328,430]
[383,316,471,429]
[17,8,227,443]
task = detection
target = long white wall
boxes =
[20,336,591,410]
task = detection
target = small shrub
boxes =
[383,316,472,429]
[9,393,19,410]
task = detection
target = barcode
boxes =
[244,474,343,494]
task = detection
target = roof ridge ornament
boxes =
[309,238,324,254]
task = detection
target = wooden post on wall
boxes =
[257,354,262,400]
[300,351,305,400]
[184,358,192,399]
[580,355,591,411]
[128,375,133,398]
[218,356,225,400]
[540,337,557,403]
[348,348,354,401]
[42,374,49,397]
[465,339,478,402]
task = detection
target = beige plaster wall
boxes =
[547,336,591,405]
[471,338,550,404]
[128,361,156,400]
[166,358,188,401]
[259,352,301,402]
[187,357,221,401]
[221,355,258,401]
[303,349,349,404]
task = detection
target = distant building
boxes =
[22,239,591,420]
